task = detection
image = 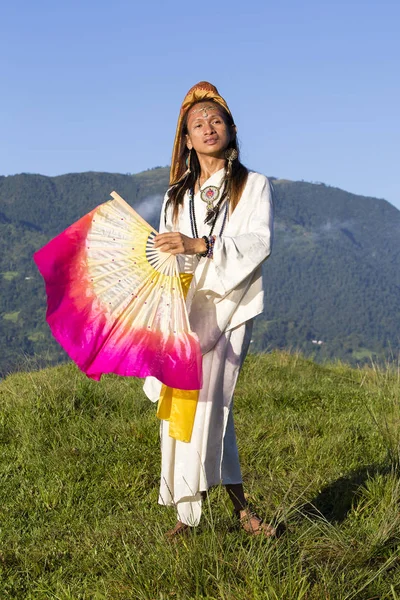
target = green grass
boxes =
[27,331,46,342]
[1,271,19,281]
[2,310,20,322]
[351,347,375,360]
[1,352,400,599]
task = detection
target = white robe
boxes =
[143,169,273,525]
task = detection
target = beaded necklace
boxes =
[188,187,229,240]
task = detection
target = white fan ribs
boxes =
[86,192,192,334]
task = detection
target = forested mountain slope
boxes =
[0,169,399,375]
[256,180,400,362]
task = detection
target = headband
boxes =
[169,81,233,186]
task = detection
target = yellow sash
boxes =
[156,272,199,443]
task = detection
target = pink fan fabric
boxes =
[33,197,202,390]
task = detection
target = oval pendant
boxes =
[200,185,220,206]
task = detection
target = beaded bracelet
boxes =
[198,235,209,258]
[206,235,216,259]
[197,235,216,259]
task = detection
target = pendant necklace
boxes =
[189,187,228,240]
[198,177,221,215]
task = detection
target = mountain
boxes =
[0,169,399,376]
[256,180,400,362]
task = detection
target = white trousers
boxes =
[159,320,253,526]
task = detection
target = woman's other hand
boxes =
[154,232,207,255]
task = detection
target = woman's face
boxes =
[185,102,234,158]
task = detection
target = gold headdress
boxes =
[170,81,234,186]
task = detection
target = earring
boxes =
[224,148,238,163]
[185,148,193,173]
[225,147,238,178]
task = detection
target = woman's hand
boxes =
[154,232,207,255]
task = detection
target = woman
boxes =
[143,81,274,538]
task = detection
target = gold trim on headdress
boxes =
[170,81,233,186]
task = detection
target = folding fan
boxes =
[33,191,202,390]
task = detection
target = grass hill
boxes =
[1,168,399,376]
[1,353,400,598]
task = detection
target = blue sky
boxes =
[1,0,399,208]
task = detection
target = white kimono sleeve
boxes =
[158,192,173,234]
[196,174,273,299]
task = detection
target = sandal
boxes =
[235,507,276,538]
[165,520,191,541]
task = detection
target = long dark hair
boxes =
[165,99,248,226]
